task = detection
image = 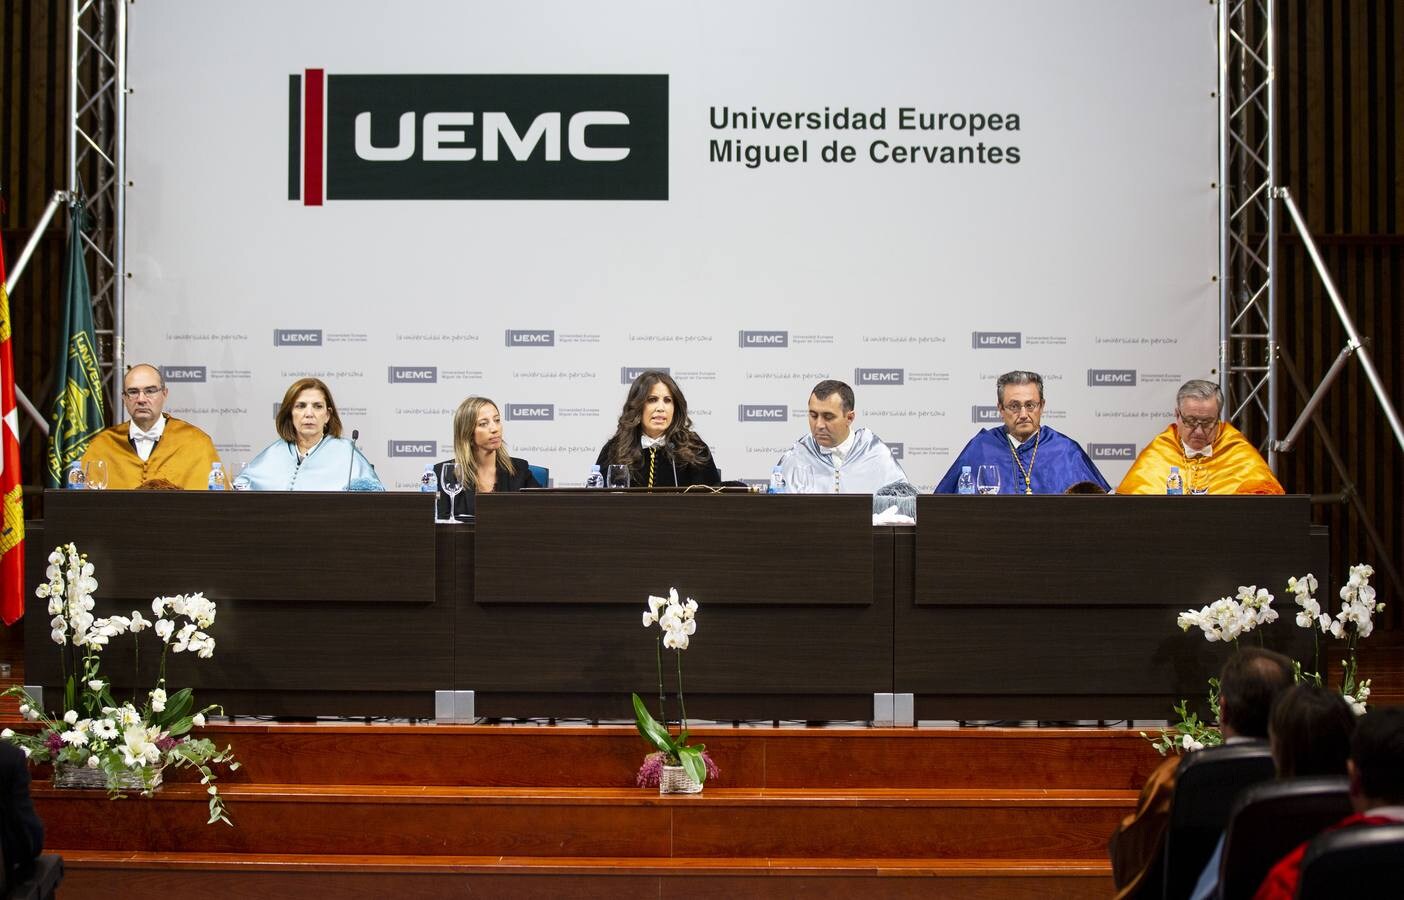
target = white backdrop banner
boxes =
[124,0,1219,490]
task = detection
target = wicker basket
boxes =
[53,763,163,791]
[659,765,703,795]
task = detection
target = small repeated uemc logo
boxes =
[387,440,437,458]
[971,331,1021,349]
[504,403,554,420]
[972,405,1002,423]
[887,442,904,460]
[160,366,206,383]
[855,368,904,385]
[505,329,555,347]
[738,404,787,422]
[738,330,788,348]
[274,329,323,346]
[621,366,669,384]
[1087,369,1137,386]
[388,366,438,383]
[1089,443,1138,459]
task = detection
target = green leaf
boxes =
[631,693,676,755]
[677,745,707,786]
[161,688,195,725]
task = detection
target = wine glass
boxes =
[975,465,1001,495]
[607,464,631,489]
[439,462,463,523]
[84,459,108,490]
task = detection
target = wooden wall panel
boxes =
[1275,0,1402,629]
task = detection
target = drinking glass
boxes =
[607,464,631,489]
[975,465,1001,495]
[84,459,108,490]
[788,468,812,494]
[439,462,463,523]
[1189,469,1210,496]
[231,462,250,491]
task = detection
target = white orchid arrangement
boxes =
[2,543,240,825]
[631,588,717,788]
[1286,564,1382,715]
[1148,563,1385,756]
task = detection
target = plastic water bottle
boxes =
[207,462,226,491]
[956,466,976,495]
[584,464,605,489]
[1166,466,1184,495]
[65,461,86,489]
[420,464,438,493]
[769,465,787,494]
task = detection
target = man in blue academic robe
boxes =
[934,370,1109,494]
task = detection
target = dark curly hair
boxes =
[602,371,711,470]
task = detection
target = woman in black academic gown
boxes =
[435,395,540,519]
[595,371,721,488]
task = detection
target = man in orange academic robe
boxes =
[79,364,222,490]
[1117,379,1283,495]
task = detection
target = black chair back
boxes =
[1218,776,1351,900]
[1296,822,1404,900]
[1161,742,1276,900]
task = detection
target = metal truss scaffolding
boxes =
[1219,0,1278,467]
[69,0,127,411]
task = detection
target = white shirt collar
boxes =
[129,414,167,443]
[1006,428,1039,449]
[641,433,666,450]
[1182,442,1214,459]
[819,430,857,463]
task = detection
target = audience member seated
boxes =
[236,377,383,491]
[1188,683,1356,899]
[1252,706,1404,900]
[434,396,540,519]
[1107,647,1293,899]
[0,742,44,889]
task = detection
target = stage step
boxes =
[35,783,1133,860]
[51,851,1113,899]
[185,721,1166,790]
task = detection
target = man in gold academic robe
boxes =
[1116,379,1284,495]
[79,364,222,490]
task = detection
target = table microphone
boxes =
[345,429,360,490]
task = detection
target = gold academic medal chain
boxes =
[1008,430,1040,494]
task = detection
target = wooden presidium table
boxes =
[25,490,1321,721]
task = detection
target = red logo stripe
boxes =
[303,68,325,206]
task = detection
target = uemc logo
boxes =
[1088,369,1137,386]
[972,405,1002,423]
[855,368,904,385]
[972,331,1022,349]
[887,442,905,460]
[505,404,554,421]
[387,440,437,458]
[738,330,788,348]
[160,366,206,383]
[274,329,323,346]
[738,404,787,422]
[388,366,438,383]
[288,71,668,204]
[1089,443,1138,459]
[506,329,555,347]
[621,366,669,384]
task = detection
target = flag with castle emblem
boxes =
[46,201,105,488]
[1,233,25,622]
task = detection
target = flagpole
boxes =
[2,191,69,296]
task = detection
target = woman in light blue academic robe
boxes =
[236,377,383,492]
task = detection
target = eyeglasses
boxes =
[122,386,165,398]
[1177,414,1219,432]
[1001,401,1043,414]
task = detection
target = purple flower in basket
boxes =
[636,750,719,788]
[155,736,183,752]
[43,731,64,754]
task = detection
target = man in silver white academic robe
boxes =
[776,379,909,493]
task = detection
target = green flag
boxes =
[46,201,105,487]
